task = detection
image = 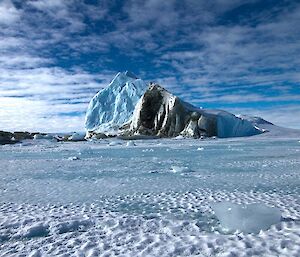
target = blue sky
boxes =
[0,0,299,132]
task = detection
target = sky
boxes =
[0,0,299,132]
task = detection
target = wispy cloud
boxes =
[0,66,113,132]
[0,0,299,131]
[0,0,21,25]
[0,97,86,132]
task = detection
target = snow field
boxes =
[1,189,300,256]
[0,137,300,256]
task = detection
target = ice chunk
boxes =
[174,135,184,140]
[108,141,122,146]
[19,222,49,238]
[211,202,281,234]
[171,166,193,173]
[52,218,93,234]
[68,132,85,141]
[33,134,44,140]
[126,141,136,146]
[33,134,53,140]
[67,156,80,161]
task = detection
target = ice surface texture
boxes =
[85,71,147,134]
[1,138,300,256]
[211,202,281,233]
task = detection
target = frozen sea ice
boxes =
[211,202,281,234]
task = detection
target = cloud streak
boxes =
[0,0,21,25]
[0,0,299,131]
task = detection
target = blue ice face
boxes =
[85,71,147,133]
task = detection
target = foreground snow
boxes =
[0,136,300,256]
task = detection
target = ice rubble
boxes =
[33,134,46,140]
[171,165,191,173]
[85,71,147,136]
[211,202,281,234]
[68,132,85,141]
[126,141,136,146]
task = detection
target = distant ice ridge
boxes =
[85,71,147,136]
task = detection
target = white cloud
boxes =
[0,0,21,25]
[0,97,85,133]
[0,66,114,132]
[0,0,299,131]
[28,0,66,10]
[0,54,51,68]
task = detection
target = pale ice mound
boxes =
[68,132,85,141]
[85,71,147,135]
[212,202,281,233]
[171,165,193,173]
[33,134,53,140]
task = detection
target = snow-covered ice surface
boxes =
[1,136,300,256]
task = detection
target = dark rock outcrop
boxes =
[121,84,263,138]
[0,131,44,145]
[0,131,16,145]
[13,131,34,141]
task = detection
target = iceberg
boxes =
[68,132,85,141]
[84,73,267,139]
[85,71,147,137]
[211,202,281,234]
[123,83,263,138]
